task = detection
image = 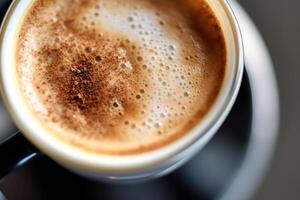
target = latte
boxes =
[16,0,226,155]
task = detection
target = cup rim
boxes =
[0,0,244,174]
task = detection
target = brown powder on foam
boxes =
[44,49,102,116]
[36,35,144,138]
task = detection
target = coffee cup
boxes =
[0,0,243,182]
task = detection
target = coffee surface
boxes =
[16,0,226,155]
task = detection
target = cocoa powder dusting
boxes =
[67,58,99,111]
[37,33,142,135]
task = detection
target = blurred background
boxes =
[0,0,299,199]
[238,0,300,199]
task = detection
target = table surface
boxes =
[238,0,300,199]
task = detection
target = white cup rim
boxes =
[0,0,243,174]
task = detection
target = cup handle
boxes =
[0,132,41,180]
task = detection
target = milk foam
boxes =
[16,0,226,154]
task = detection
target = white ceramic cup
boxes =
[0,0,243,182]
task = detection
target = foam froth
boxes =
[16,0,226,155]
